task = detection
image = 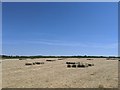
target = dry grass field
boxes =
[0,59,2,89]
[2,58,118,88]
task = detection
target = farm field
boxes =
[0,59,2,89]
[2,58,118,88]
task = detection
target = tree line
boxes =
[1,55,119,59]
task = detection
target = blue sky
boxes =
[2,2,118,56]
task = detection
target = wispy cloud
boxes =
[27,40,86,47]
[3,39,117,49]
[27,40,117,49]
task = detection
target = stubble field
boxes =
[2,58,118,88]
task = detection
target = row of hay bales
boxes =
[66,62,94,68]
[106,58,118,60]
[46,58,65,61]
[25,58,63,66]
[25,58,64,66]
[25,62,44,66]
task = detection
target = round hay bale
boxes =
[35,62,41,64]
[88,63,94,66]
[67,64,71,68]
[46,60,52,61]
[87,59,93,60]
[77,64,81,67]
[66,62,76,64]
[77,64,86,68]
[66,62,70,64]
[33,62,36,65]
[46,60,55,62]
[88,63,92,66]
[70,62,75,64]
[25,62,33,65]
[72,64,76,68]
[81,64,86,67]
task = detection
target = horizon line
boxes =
[1,54,118,57]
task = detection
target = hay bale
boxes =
[88,64,92,66]
[66,62,69,64]
[33,62,36,65]
[77,64,81,67]
[46,60,52,61]
[58,59,63,60]
[46,60,55,61]
[77,64,86,68]
[32,62,45,65]
[88,63,94,66]
[72,64,76,68]
[80,64,86,67]
[87,59,93,60]
[67,64,71,68]
[66,62,70,64]
[66,62,76,64]
[35,62,41,64]
[25,62,33,65]
[71,62,76,64]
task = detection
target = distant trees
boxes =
[1,55,119,59]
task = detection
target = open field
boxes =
[2,58,118,88]
[0,59,2,89]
